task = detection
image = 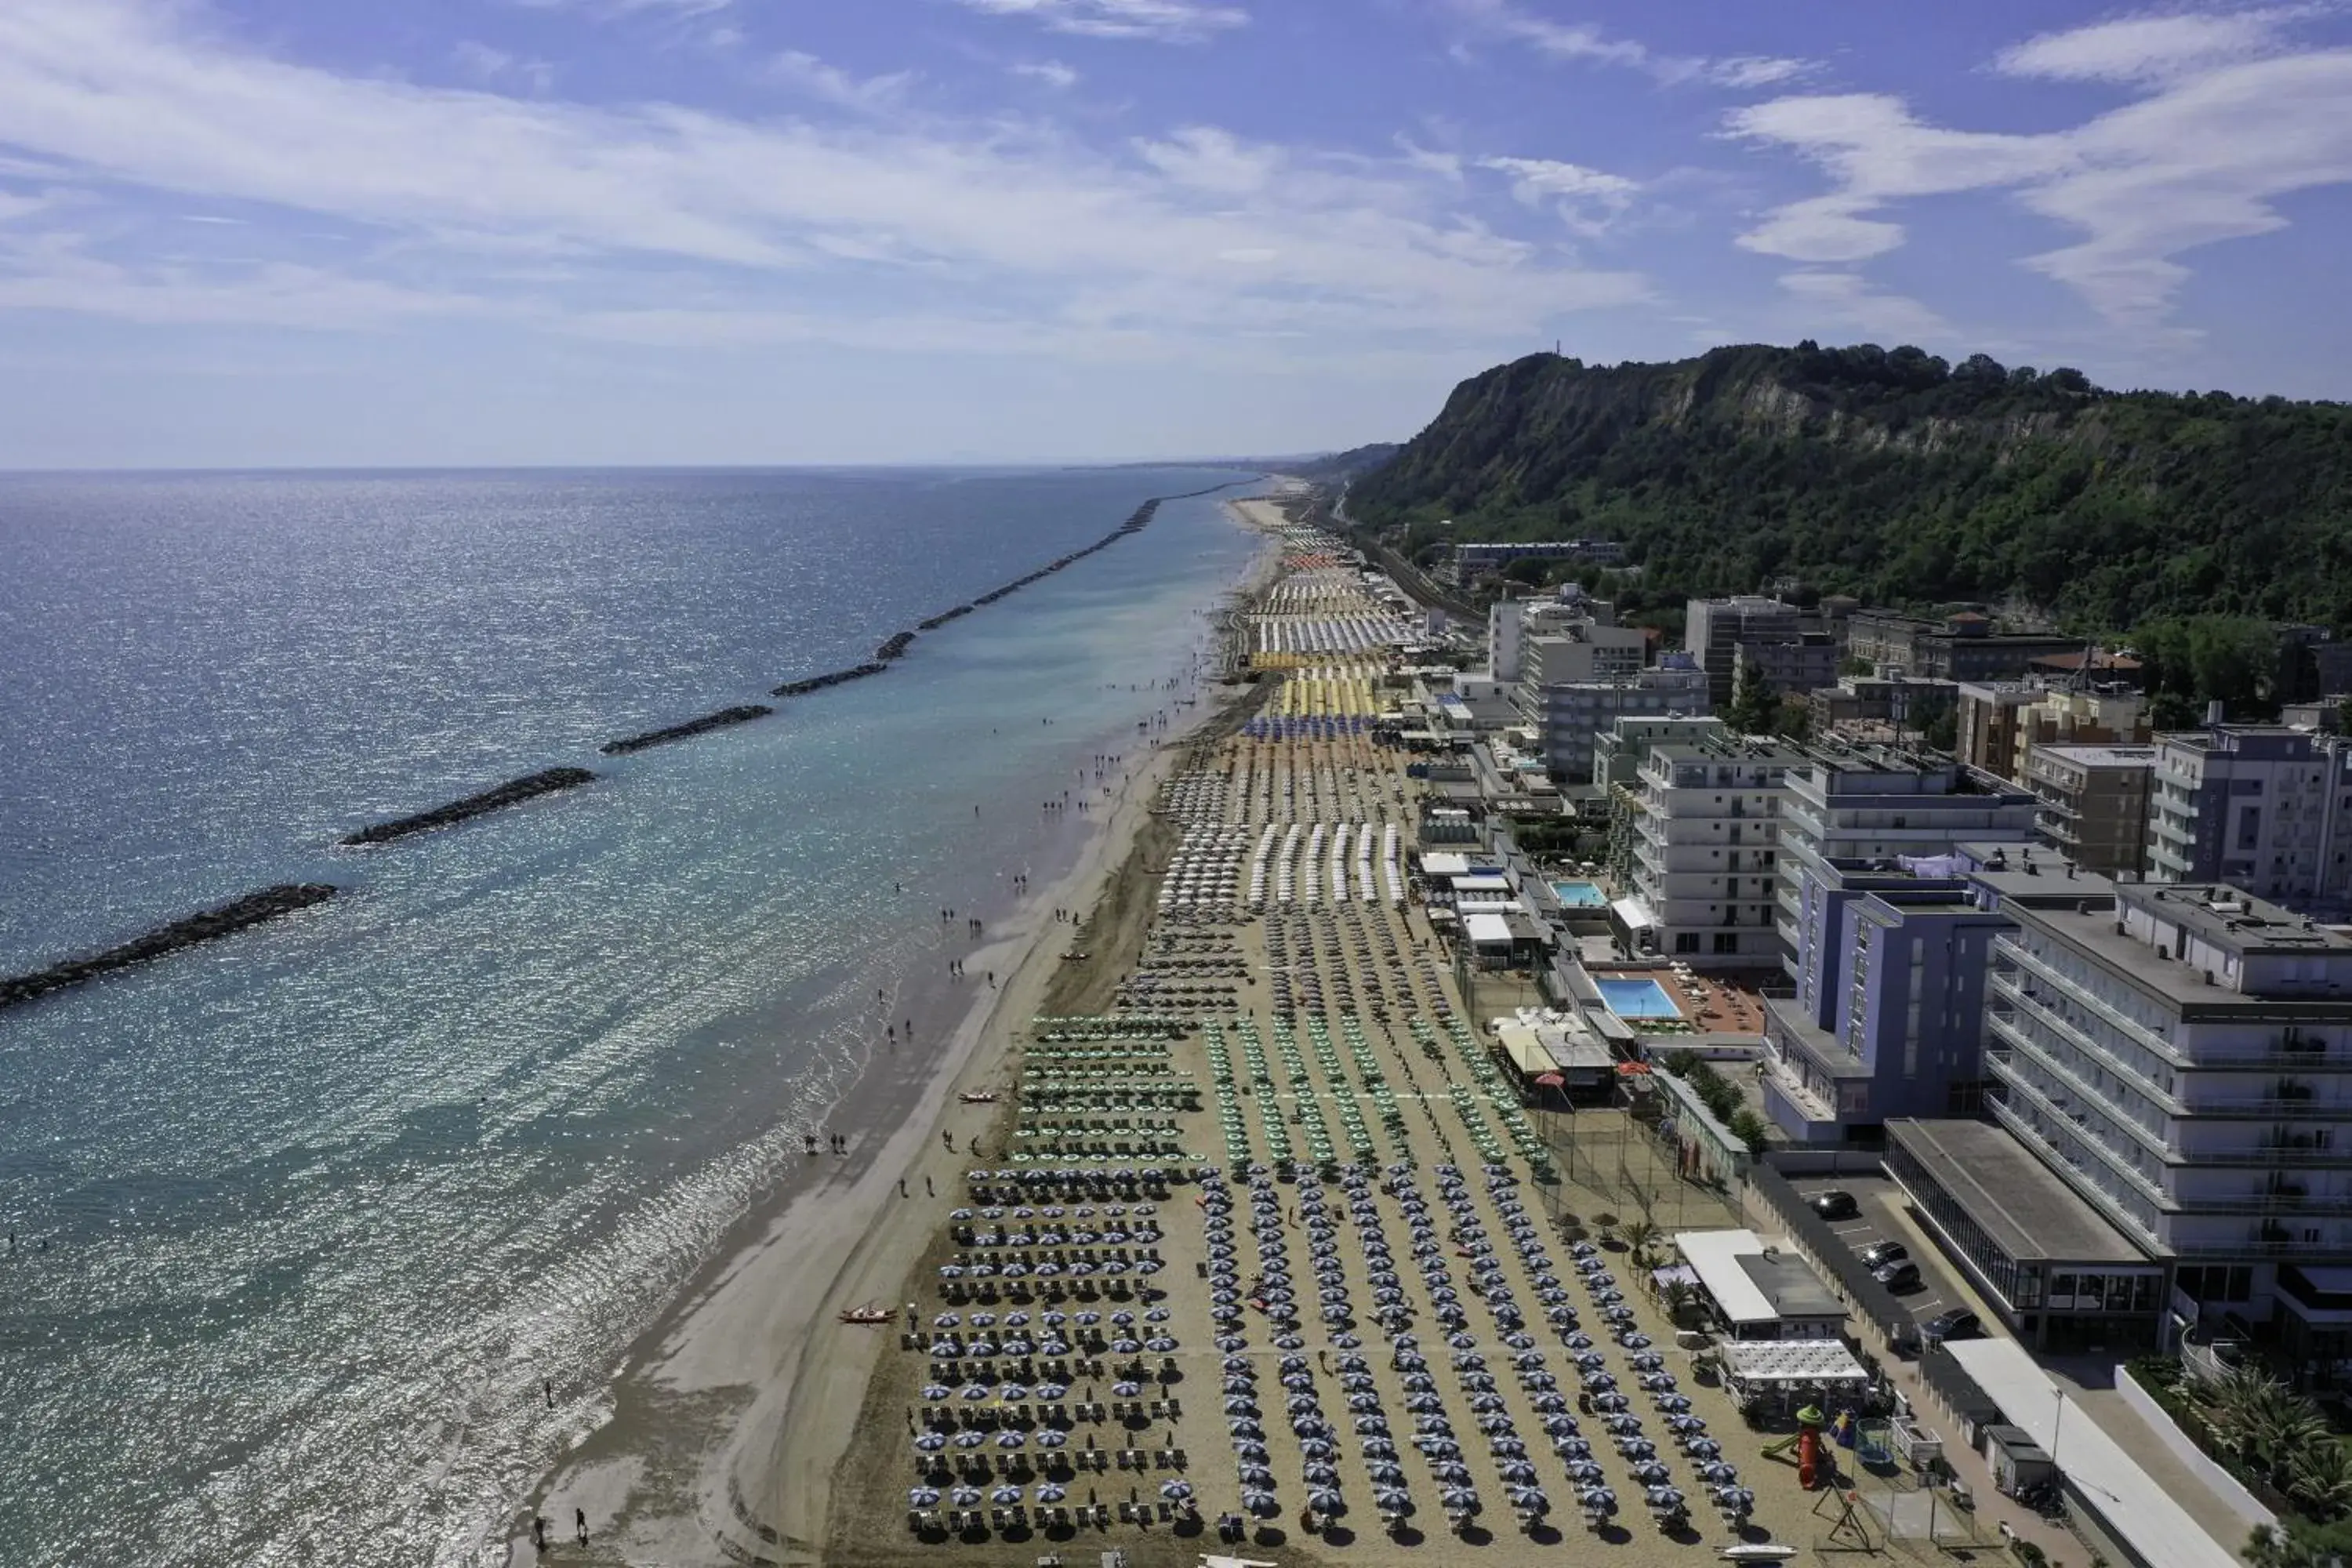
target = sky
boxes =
[1,1,2350,467]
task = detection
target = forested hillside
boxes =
[1347,343,2352,635]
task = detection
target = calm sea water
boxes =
[0,466,1261,1568]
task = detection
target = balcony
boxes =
[1995,938,2187,1066]
[2174,1189,2337,1215]
[1985,1016,2176,1162]
[1986,1096,2169,1247]
[2176,1093,2352,1120]
[2179,1140,2352,1168]
[1989,972,2185,1115]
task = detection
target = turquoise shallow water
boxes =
[0,466,1261,1568]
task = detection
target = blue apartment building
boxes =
[1763,859,2010,1142]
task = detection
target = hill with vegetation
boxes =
[1346,343,2352,639]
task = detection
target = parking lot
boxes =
[1780,1172,2003,1348]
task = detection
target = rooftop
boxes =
[1885,1119,2149,1264]
[2123,882,2352,956]
[2031,743,2160,768]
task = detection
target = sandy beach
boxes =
[510,500,1286,1565]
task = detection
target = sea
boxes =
[0,466,1266,1568]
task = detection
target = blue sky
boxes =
[1,0,2349,467]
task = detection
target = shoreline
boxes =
[510,501,1287,1565]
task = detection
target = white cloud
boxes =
[1479,155,1639,236]
[1995,9,2301,85]
[948,0,1246,44]
[452,41,557,93]
[0,0,1644,355]
[1008,60,1080,88]
[1134,126,1279,193]
[1448,0,1815,89]
[1777,269,1951,342]
[768,50,916,112]
[1729,49,2352,328]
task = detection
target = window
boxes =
[1713,932,1740,954]
[1675,933,1700,954]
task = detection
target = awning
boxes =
[1610,895,1657,932]
[1465,913,1515,948]
[1494,1022,1559,1076]
[1719,1339,1868,1388]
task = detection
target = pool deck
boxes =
[1591,967,1768,1036]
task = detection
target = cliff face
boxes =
[1347,343,2352,630]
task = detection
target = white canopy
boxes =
[1465,912,1515,948]
[1719,1338,1868,1388]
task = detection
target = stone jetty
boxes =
[0,883,339,1011]
[341,768,597,846]
[601,704,775,757]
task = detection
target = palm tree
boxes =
[1622,1218,1661,1269]
[1660,1278,1700,1327]
[2287,1439,2352,1520]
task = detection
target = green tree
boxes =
[2287,1440,2352,1519]
[1727,1108,1772,1157]
[1774,695,1816,742]
[1726,664,1780,735]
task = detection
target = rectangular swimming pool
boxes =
[1595,977,1682,1019]
[1551,880,1606,908]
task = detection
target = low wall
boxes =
[2112,1363,2277,1534]
[1766,1148,1892,1175]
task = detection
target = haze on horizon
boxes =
[1,0,2350,470]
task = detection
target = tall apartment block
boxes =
[1622,734,1806,967]
[2147,724,2352,911]
[1955,877,2352,1360]
[1686,596,1802,709]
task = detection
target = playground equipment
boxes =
[1760,1403,1829,1490]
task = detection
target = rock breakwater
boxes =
[341,768,598,846]
[601,705,775,757]
[0,883,338,1011]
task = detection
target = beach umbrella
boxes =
[1298,1437,1334,1460]
[999,1384,1029,1401]
[1699,1461,1738,1484]
[1273,1334,1304,1350]
[960,1385,991,1401]
[990,1484,1024,1505]
[1244,1492,1282,1519]
[1511,1486,1551,1515]
[913,1432,947,1452]
[1686,1438,1722,1460]
[920,1384,951,1401]
[1655,1394,1692,1414]
[1036,1430,1068,1449]
[908,1486,941,1508]
[1110,1338,1142,1354]
[995,1432,1025,1450]
[1160,1481,1193,1501]
[1303,1462,1339,1486]
[1308,1489,1346,1517]
[1441,1486,1480,1514]
[949,1485,984,1506]
[953,1431,986,1449]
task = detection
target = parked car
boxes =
[1809,1189,1859,1221]
[1922,1308,1982,1342]
[1859,1240,1909,1271]
[1875,1261,1923,1291]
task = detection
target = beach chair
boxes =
[907,1509,924,1532]
[1171,1447,1187,1468]
[989,1507,1008,1531]
[1115,1450,1134,1472]
[1157,1501,1174,1523]
[1116,1502,1135,1524]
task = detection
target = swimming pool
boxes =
[1595,977,1682,1019]
[1551,880,1606,908]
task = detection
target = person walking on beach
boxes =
[575,1508,588,1544]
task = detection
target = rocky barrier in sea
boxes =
[601,705,775,757]
[341,768,599,846]
[773,662,891,698]
[875,630,917,662]
[0,883,339,1011]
